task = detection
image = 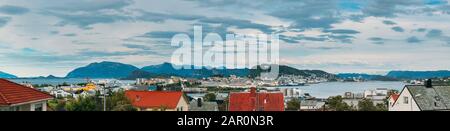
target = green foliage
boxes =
[203,93,217,102]
[51,90,136,111]
[286,98,300,111]
[357,98,388,111]
[375,103,388,111]
[327,96,353,111]
[47,99,67,111]
[107,90,136,111]
[358,98,377,111]
[65,96,98,111]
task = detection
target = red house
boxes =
[0,79,53,111]
[125,90,189,111]
[229,87,284,111]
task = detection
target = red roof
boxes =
[390,94,400,102]
[229,88,284,111]
[0,79,53,106]
[125,90,184,109]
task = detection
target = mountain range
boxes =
[65,61,336,79]
[66,61,139,78]
[64,61,450,80]
[386,70,450,79]
[0,71,17,78]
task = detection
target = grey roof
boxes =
[406,85,450,111]
[189,99,219,111]
[301,100,325,107]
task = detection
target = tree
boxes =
[327,96,352,111]
[58,90,136,111]
[65,96,97,111]
[375,103,387,111]
[107,90,136,111]
[203,93,217,102]
[358,98,377,111]
[286,98,301,111]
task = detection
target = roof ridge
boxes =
[0,79,53,99]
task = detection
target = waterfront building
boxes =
[188,98,219,111]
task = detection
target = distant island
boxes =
[338,70,450,81]
[386,70,450,79]
[337,73,399,81]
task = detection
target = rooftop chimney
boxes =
[250,87,257,96]
[425,79,433,88]
[197,98,202,107]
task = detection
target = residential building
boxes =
[0,79,53,111]
[125,90,189,111]
[388,93,400,108]
[300,100,325,111]
[189,98,219,111]
[228,87,284,111]
[389,81,450,111]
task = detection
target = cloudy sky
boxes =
[1,0,450,77]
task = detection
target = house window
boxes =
[34,103,43,111]
[403,97,409,104]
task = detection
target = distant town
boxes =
[2,61,450,111]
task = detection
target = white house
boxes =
[389,82,450,111]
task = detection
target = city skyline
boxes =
[2,0,450,77]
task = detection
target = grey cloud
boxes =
[44,10,128,29]
[78,49,166,57]
[322,34,355,43]
[46,0,133,11]
[0,17,11,27]
[406,36,422,43]
[382,20,397,25]
[0,5,30,15]
[198,17,274,33]
[415,28,427,32]
[123,43,153,50]
[63,33,77,37]
[280,35,328,44]
[361,0,424,17]
[368,37,388,44]
[323,29,360,34]
[426,29,443,38]
[139,31,185,39]
[391,26,405,32]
